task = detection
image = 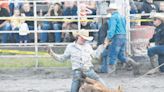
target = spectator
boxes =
[80,1,96,15]
[130,0,138,27]
[105,3,140,75]
[62,1,77,16]
[50,3,63,43]
[62,20,77,42]
[21,2,34,42]
[134,0,143,13]
[0,0,10,12]
[85,1,96,15]
[148,13,164,73]
[9,0,23,16]
[141,0,160,25]
[10,8,21,43]
[0,3,11,43]
[19,14,29,44]
[79,2,92,16]
[39,4,52,43]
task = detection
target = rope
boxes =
[124,63,164,88]
[130,63,164,83]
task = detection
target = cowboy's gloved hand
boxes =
[81,72,87,79]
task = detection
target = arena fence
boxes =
[0,0,163,68]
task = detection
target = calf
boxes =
[79,77,123,92]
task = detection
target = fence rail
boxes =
[0,0,161,68]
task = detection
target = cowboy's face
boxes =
[14,9,20,16]
[77,36,86,45]
[153,18,161,27]
[23,3,30,12]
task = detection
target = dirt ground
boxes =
[0,67,164,92]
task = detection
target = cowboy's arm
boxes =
[89,44,105,59]
[49,46,70,61]
[107,16,116,40]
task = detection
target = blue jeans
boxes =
[71,68,105,92]
[148,45,164,72]
[100,48,109,73]
[11,28,19,43]
[90,22,98,41]
[19,35,28,42]
[40,22,51,42]
[109,34,127,65]
[28,25,34,43]
[0,23,11,43]
[52,23,62,42]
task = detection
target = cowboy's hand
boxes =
[48,47,59,60]
[103,38,111,48]
[47,47,51,54]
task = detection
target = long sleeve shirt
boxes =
[19,23,29,35]
[107,12,126,39]
[53,42,101,70]
[150,23,164,45]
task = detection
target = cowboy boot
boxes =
[150,56,156,68]
[126,57,140,75]
[108,64,116,74]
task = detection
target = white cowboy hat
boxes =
[151,13,164,21]
[106,3,118,11]
[106,13,111,17]
[72,30,93,41]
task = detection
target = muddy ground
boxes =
[0,67,163,92]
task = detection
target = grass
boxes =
[0,57,71,68]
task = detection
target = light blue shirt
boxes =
[107,12,126,39]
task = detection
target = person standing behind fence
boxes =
[19,13,29,44]
[141,0,159,25]
[10,8,21,43]
[21,2,34,42]
[0,2,11,43]
[147,13,164,73]
[39,4,53,43]
[105,3,140,75]
[50,3,63,43]
[62,1,77,16]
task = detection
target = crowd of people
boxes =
[0,1,98,43]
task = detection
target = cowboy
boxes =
[105,3,140,75]
[48,30,106,92]
[148,13,164,73]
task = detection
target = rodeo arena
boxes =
[0,0,164,92]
